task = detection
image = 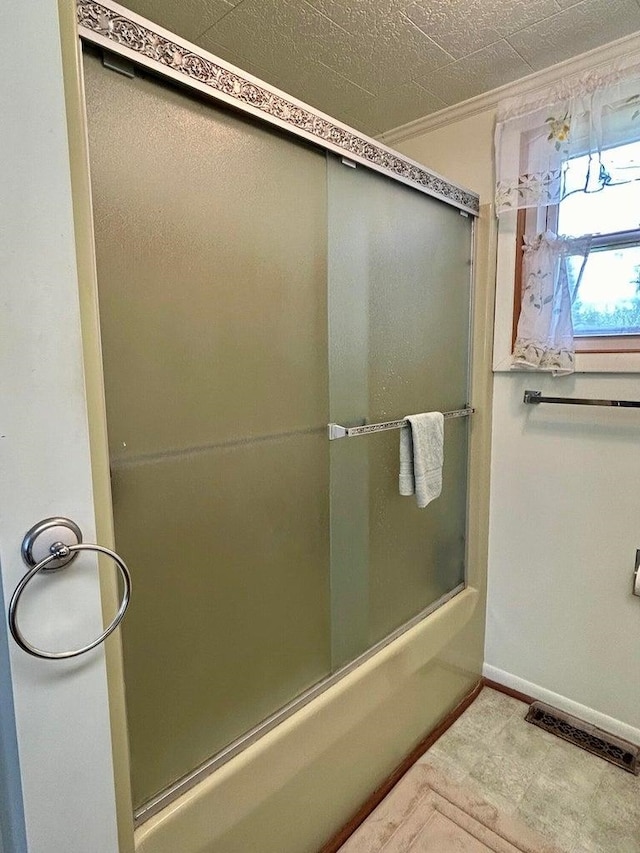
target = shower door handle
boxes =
[8,517,132,659]
[634,550,640,597]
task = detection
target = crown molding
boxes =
[381,30,640,146]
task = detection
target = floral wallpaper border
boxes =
[76,0,480,215]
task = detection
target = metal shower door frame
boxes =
[75,0,479,217]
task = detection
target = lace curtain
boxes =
[494,61,640,374]
[513,233,591,374]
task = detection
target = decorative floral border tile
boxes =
[76,0,479,215]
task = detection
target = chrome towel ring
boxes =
[8,518,131,660]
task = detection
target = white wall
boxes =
[397,108,496,204]
[396,79,640,743]
[486,371,640,741]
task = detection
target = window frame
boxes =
[493,208,640,373]
[513,208,640,355]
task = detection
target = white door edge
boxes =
[0,2,122,850]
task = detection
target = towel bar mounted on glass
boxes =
[328,406,475,440]
[523,390,640,409]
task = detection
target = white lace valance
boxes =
[495,60,640,214]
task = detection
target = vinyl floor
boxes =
[339,687,640,852]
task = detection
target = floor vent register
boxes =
[525,701,640,775]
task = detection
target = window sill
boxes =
[493,351,640,373]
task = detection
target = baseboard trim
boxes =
[482,677,534,706]
[318,678,483,853]
[482,664,640,746]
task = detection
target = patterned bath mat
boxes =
[338,763,562,852]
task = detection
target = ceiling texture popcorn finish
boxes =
[117,0,640,137]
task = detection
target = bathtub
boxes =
[135,585,481,853]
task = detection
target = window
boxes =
[494,63,640,372]
[516,139,640,354]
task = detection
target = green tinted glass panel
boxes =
[84,46,473,812]
[83,52,330,807]
[328,154,472,663]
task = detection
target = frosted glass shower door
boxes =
[83,42,474,813]
[328,154,473,669]
[83,51,331,809]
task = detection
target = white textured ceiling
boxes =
[122,0,640,136]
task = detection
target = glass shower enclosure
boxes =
[83,46,473,816]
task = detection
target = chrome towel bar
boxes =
[328,406,474,440]
[524,390,640,409]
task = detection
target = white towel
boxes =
[399,412,444,508]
